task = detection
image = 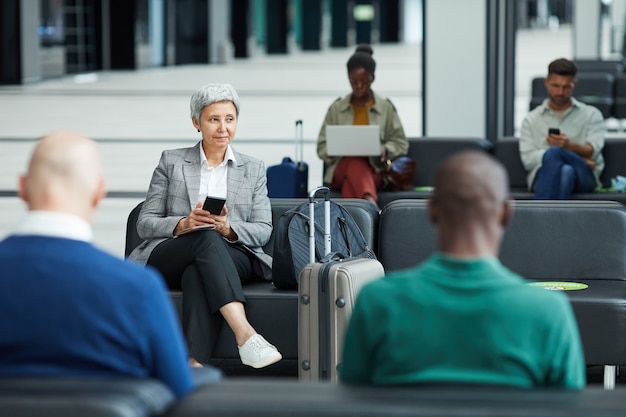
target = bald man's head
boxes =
[431,151,509,226]
[19,131,106,221]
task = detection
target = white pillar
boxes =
[149,0,164,66]
[423,0,485,136]
[20,0,40,83]
[209,0,231,64]
[573,0,601,59]
[610,0,626,53]
[399,0,422,44]
[536,0,549,28]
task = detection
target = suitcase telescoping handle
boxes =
[295,119,304,167]
[308,186,331,263]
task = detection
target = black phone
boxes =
[202,196,226,214]
[548,128,560,135]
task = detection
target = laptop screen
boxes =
[325,125,381,157]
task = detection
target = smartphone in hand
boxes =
[202,196,226,214]
[548,128,560,135]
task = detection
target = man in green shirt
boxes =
[340,151,585,388]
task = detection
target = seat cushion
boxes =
[529,279,626,365]
[170,282,298,377]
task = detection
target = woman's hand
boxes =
[211,205,237,240]
[175,202,237,240]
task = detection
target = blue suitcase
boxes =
[267,119,308,198]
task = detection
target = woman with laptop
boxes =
[317,44,408,207]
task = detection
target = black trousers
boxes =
[147,231,256,362]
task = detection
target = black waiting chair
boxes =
[529,73,615,118]
[575,59,624,77]
[613,75,626,120]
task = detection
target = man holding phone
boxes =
[520,58,605,199]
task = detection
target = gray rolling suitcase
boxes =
[298,187,384,381]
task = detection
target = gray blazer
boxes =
[129,142,273,280]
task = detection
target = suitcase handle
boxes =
[308,186,331,263]
[295,119,304,167]
[308,185,329,202]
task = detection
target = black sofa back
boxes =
[407,137,494,187]
[529,73,616,118]
[500,200,626,280]
[125,198,379,259]
[378,198,626,280]
[374,137,493,207]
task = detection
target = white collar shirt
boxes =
[198,144,236,202]
[12,211,93,242]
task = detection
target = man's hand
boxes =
[546,132,569,148]
[546,133,595,159]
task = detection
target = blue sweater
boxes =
[0,235,194,398]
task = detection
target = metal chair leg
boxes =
[604,365,616,390]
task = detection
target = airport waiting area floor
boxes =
[0,25,601,256]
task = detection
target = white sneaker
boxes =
[238,334,282,368]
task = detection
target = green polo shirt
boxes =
[340,254,586,388]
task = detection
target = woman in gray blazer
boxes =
[129,83,281,369]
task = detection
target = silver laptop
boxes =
[325,125,381,156]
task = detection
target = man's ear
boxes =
[500,200,512,228]
[17,175,29,204]
[92,178,107,209]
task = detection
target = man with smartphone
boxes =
[520,58,605,199]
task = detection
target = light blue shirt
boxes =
[519,98,605,189]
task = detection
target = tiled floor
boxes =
[0,25,602,256]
